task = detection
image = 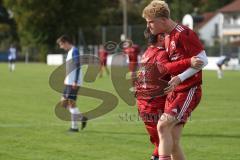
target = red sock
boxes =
[159,155,171,160]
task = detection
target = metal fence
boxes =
[79,25,146,47]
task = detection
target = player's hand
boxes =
[164,76,181,94]
[72,82,78,90]
[191,56,204,70]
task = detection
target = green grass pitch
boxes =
[0,63,240,160]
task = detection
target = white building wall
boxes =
[199,13,223,46]
[47,54,64,65]
[237,15,240,25]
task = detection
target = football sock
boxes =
[217,70,222,79]
[12,64,15,71]
[69,107,80,129]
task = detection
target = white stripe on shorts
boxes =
[177,86,197,121]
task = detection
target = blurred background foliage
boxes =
[0,0,234,61]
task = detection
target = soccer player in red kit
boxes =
[124,42,140,81]
[136,29,204,160]
[142,1,208,160]
[98,45,110,77]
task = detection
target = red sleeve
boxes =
[165,59,191,75]
[180,30,203,57]
[156,50,191,75]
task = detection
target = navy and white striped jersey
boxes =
[64,47,82,86]
[8,47,17,60]
[216,56,230,66]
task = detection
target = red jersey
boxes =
[135,46,191,100]
[165,24,204,91]
[98,48,108,61]
[124,44,140,62]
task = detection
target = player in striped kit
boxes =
[57,35,87,132]
[216,55,230,79]
[8,44,17,72]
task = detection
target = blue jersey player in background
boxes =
[216,55,230,79]
[57,35,87,132]
[8,44,17,72]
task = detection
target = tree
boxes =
[3,0,108,60]
[0,0,17,50]
[3,0,235,60]
[199,0,234,13]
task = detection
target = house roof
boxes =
[219,0,240,13]
[194,12,215,31]
[194,0,240,30]
[230,40,240,46]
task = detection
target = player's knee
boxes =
[157,114,176,134]
[60,99,68,108]
[157,120,171,135]
[157,121,169,135]
[60,98,76,108]
[68,100,76,108]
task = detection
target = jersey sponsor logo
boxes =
[170,53,183,61]
[170,41,176,53]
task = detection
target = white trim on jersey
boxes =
[178,50,208,82]
[176,25,185,32]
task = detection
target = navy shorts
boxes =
[9,59,16,63]
[63,85,79,101]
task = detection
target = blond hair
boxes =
[142,0,170,19]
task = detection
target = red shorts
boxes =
[100,59,107,66]
[137,96,166,123]
[165,86,202,123]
